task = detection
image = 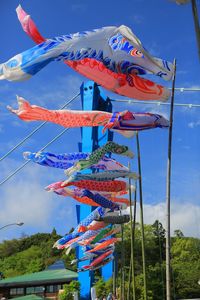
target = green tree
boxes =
[0,230,75,278]
[174,229,184,238]
[59,281,80,300]
[171,237,200,298]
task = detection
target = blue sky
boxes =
[0,0,199,241]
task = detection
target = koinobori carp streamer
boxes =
[65,141,133,175]
[95,214,130,224]
[23,150,129,171]
[0,5,174,101]
[8,97,169,138]
[62,170,138,186]
[45,179,128,193]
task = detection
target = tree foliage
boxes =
[0,229,76,277]
[0,223,200,299]
[59,281,80,300]
[94,221,200,299]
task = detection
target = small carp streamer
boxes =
[23,151,89,169]
[71,252,102,265]
[79,250,114,271]
[62,170,138,186]
[8,97,169,138]
[95,214,130,224]
[23,150,128,171]
[78,220,107,233]
[0,5,174,101]
[46,179,128,193]
[91,225,121,244]
[54,207,106,246]
[87,237,121,253]
[65,141,133,175]
[80,189,120,211]
[64,230,102,254]
[51,186,129,207]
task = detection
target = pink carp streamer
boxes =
[45,179,128,193]
[7,96,111,127]
[87,237,121,253]
[81,250,114,270]
[52,186,129,207]
[8,97,169,138]
[54,187,129,202]
[78,220,107,232]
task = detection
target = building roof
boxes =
[0,261,77,288]
[9,295,44,300]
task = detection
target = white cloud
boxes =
[0,124,4,133]
[71,3,86,13]
[145,42,161,57]
[125,201,200,237]
[0,160,76,238]
[188,120,200,128]
[0,165,54,229]
[131,14,144,24]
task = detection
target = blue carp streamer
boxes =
[0,25,174,82]
[81,190,120,211]
[23,150,128,171]
[54,207,106,246]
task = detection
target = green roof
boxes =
[0,269,77,288]
[9,295,44,300]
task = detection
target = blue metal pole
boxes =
[77,81,113,299]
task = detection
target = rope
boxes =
[128,162,136,300]
[136,131,148,300]
[191,0,200,60]
[120,213,125,300]
[156,221,165,300]
[111,99,200,108]
[0,92,80,162]
[166,58,177,300]
[0,128,70,186]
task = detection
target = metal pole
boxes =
[128,162,136,300]
[136,132,148,300]
[191,0,200,60]
[120,221,125,300]
[166,59,177,300]
[132,183,137,297]
[0,222,24,230]
[127,259,132,300]
[113,254,117,297]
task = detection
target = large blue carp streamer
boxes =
[15,5,172,101]
[81,190,120,210]
[54,207,106,246]
[23,150,128,171]
[63,170,138,186]
[65,141,133,175]
[1,6,174,101]
[0,23,174,82]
